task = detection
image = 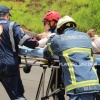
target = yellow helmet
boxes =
[57,16,76,29]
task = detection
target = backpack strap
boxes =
[9,22,16,52]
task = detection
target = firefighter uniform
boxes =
[0,17,38,100]
[44,27,100,100]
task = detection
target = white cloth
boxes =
[38,32,56,48]
[38,38,48,47]
[92,38,100,53]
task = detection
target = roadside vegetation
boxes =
[0,0,100,34]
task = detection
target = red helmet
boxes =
[43,11,60,22]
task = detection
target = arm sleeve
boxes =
[13,22,38,49]
[48,36,59,55]
[38,38,48,47]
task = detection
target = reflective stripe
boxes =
[63,48,91,55]
[47,43,55,56]
[19,34,29,45]
[63,50,76,84]
[65,80,99,92]
[9,22,16,52]
[90,56,98,77]
[63,48,98,92]
[64,48,95,76]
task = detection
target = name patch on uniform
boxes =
[61,35,88,41]
[83,86,97,91]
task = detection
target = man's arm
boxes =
[13,22,38,49]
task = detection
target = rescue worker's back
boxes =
[51,28,99,92]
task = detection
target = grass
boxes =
[0,0,100,34]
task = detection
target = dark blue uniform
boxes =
[45,28,100,100]
[0,18,38,100]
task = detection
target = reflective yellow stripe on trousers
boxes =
[63,48,99,92]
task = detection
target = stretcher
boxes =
[20,54,64,100]
[20,53,100,74]
[19,46,65,100]
[19,45,59,73]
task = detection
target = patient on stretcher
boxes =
[87,29,100,65]
[19,32,58,60]
[19,32,51,58]
[19,45,44,58]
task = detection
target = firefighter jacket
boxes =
[45,28,100,95]
[0,18,38,75]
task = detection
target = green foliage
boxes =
[0,0,100,34]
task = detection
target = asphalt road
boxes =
[0,59,69,100]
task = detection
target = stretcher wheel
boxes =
[23,65,32,73]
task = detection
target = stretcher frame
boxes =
[20,55,65,100]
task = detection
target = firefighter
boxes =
[37,10,61,48]
[41,11,65,100]
[44,15,100,100]
[0,6,38,100]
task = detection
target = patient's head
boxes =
[87,29,100,41]
[87,29,95,38]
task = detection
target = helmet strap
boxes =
[49,26,56,33]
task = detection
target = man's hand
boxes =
[34,34,41,41]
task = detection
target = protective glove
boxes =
[43,46,53,67]
[43,46,50,60]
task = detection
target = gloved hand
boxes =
[43,47,50,60]
[43,46,53,67]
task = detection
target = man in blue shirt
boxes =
[0,6,38,100]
